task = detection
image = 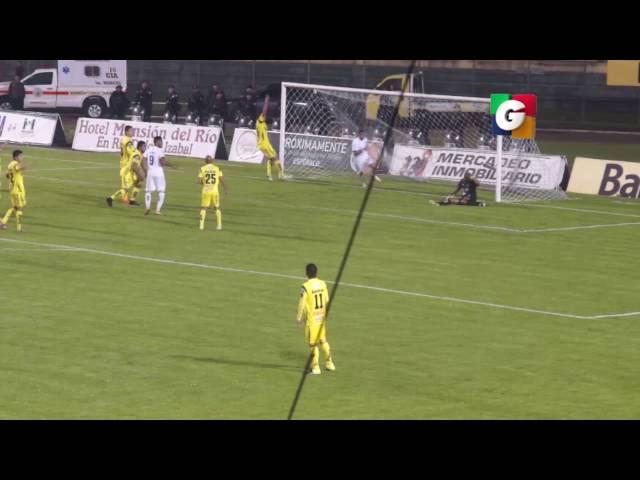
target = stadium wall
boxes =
[2,60,639,131]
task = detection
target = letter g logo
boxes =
[495,100,526,131]
[491,93,537,139]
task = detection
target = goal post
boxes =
[279,82,568,203]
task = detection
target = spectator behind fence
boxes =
[209,91,228,121]
[208,83,221,99]
[238,91,257,121]
[188,85,206,125]
[165,86,180,122]
[135,80,153,122]
[109,85,130,119]
[8,75,25,111]
[206,84,224,116]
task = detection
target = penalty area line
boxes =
[0,237,637,321]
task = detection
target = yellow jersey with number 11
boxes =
[297,278,329,326]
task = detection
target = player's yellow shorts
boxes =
[305,321,327,346]
[120,171,140,190]
[201,191,220,208]
[10,192,26,208]
[259,142,277,159]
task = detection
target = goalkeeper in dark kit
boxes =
[431,171,486,207]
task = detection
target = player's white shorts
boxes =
[146,172,166,193]
[355,155,373,173]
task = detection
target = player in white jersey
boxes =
[352,129,381,188]
[142,136,174,215]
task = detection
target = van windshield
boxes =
[23,72,54,86]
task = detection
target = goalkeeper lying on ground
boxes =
[430,172,486,207]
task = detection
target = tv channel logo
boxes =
[491,94,537,139]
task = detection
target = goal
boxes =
[279,82,568,202]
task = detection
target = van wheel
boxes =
[0,98,13,110]
[83,98,106,118]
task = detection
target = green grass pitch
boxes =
[1,140,640,419]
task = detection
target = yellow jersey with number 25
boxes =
[199,164,223,194]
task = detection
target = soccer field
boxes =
[1,142,640,419]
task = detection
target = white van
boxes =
[0,60,127,118]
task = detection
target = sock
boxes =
[215,209,221,229]
[266,160,272,178]
[2,208,14,224]
[157,192,165,212]
[110,189,126,200]
[130,187,140,201]
[321,342,332,362]
[199,209,206,229]
[310,346,320,370]
[16,211,22,231]
[275,160,283,178]
[145,192,152,210]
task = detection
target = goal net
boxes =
[279,82,569,202]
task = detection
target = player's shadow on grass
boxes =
[166,204,257,217]
[231,228,325,243]
[162,204,202,213]
[171,354,303,373]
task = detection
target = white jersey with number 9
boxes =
[144,146,165,174]
[144,145,167,193]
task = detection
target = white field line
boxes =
[31,166,114,172]
[587,311,640,319]
[612,200,640,206]
[25,154,107,166]
[279,204,640,234]
[28,175,114,188]
[520,203,640,219]
[0,236,637,321]
[20,175,640,234]
[18,150,640,212]
[16,154,599,212]
[517,222,640,232]
[358,211,640,233]
[25,152,246,168]
[0,247,83,253]
[313,206,519,232]
[13,153,640,231]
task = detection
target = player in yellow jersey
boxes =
[0,142,4,199]
[296,263,335,375]
[107,125,136,207]
[0,150,27,232]
[198,155,228,231]
[257,94,283,181]
[127,141,147,205]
